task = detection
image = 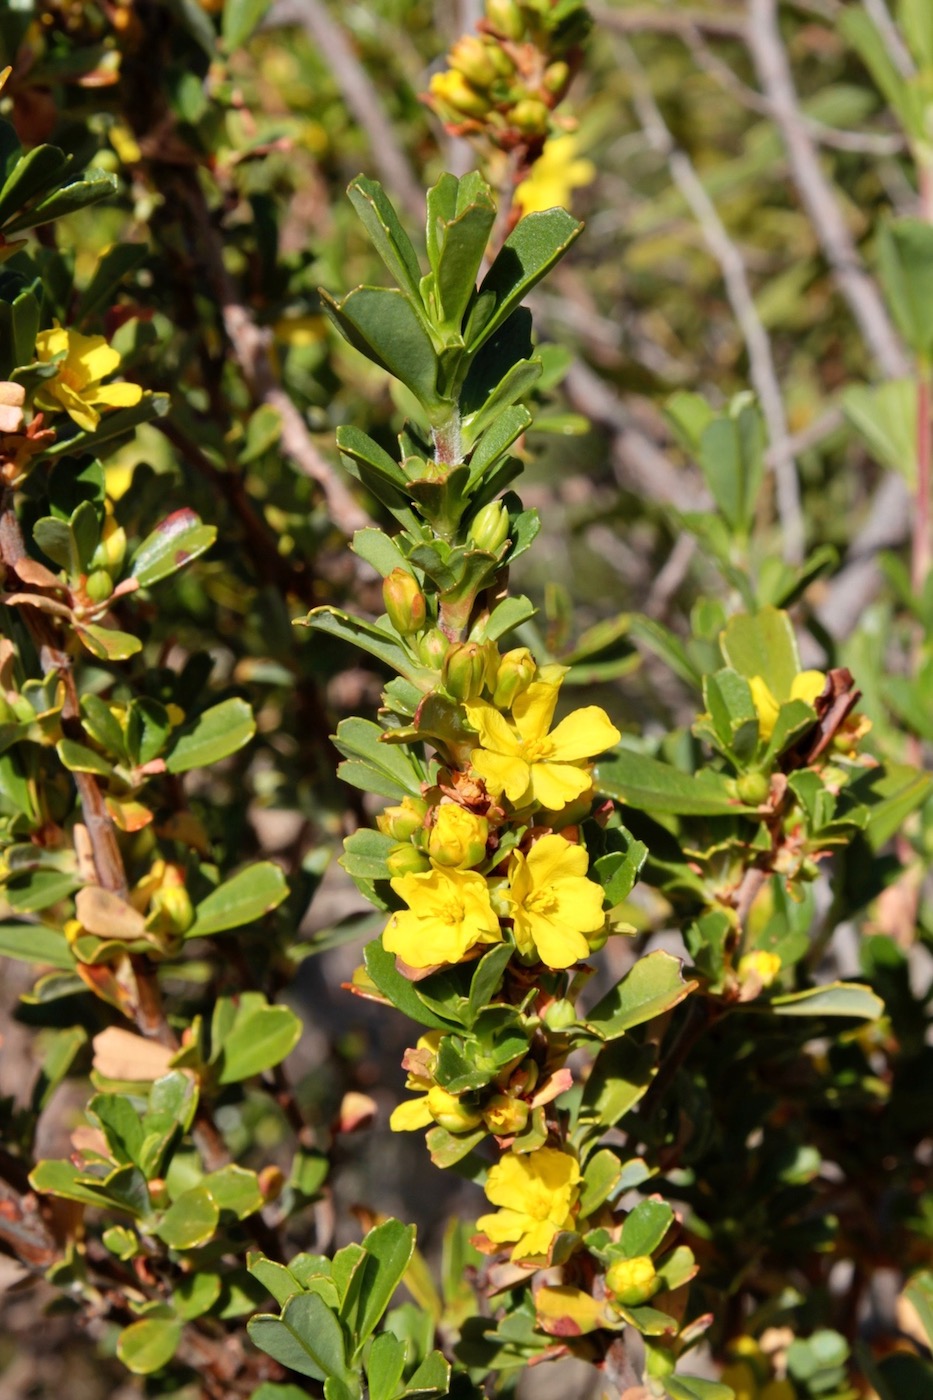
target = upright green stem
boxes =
[432,409,463,466]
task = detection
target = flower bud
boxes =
[737,950,782,989]
[507,1058,539,1096]
[377,796,429,842]
[585,924,609,954]
[442,641,488,702]
[429,69,490,120]
[492,647,536,709]
[485,0,525,40]
[543,998,577,1031]
[736,770,770,806]
[426,1085,484,1132]
[258,1165,285,1201]
[543,60,570,95]
[147,881,195,936]
[0,694,16,725]
[386,843,432,877]
[468,499,510,554]
[606,1254,659,1307]
[483,1093,530,1135]
[449,35,502,89]
[91,515,127,575]
[427,805,489,869]
[510,97,551,135]
[418,627,450,669]
[85,569,114,604]
[383,568,427,636]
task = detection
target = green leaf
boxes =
[467,405,531,485]
[333,718,424,799]
[215,1002,302,1084]
[0,143,70,226]
[248,1292,351,1383]
[621,1199,673,1257]
[465,208,583,352]
[839,9,926,141]
[166,697,256,774]
[696,398,765,534]
[350,526,411,579]
[75,623,143,662]
[301,606,434,688]
[130,508,217,587]
[877,219,933,358]
[348,175,424,301]
[842,380,918,484]
[702,668,759,759]
[202,1165,264,1219]
[322,286,440,409]
[578,1039,658,1136]
[900,0,933,67]
[595,749,753,817]
[402,1351,451,1398]
[43,392,168,458]
[341,828,396,880]
[0,921,73,969]
[155,1184,220,1249]
[720,607,800,699]
[426,172,497,329]
[584,951,695,1041]
[351,1219,416,1345]
[248,1252,305,1308]
[116,1317,182,1375]
[222,0,273,48]
[174,1270,223,1320]
[367,1331,407,1400]
[665,1380,735,1400]
[857,762,933,851]
[30,1158,118,1208]
[3,169,117,234]
[56,738,114,779]
[578,1148,623,1217]
[770,981,884,1020]
[186,861,288,938]
[363,938,461,1031]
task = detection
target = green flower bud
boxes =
[147,882,195,936]
[606,1254,659,1307]
[386,843,432,877]
[427,805,489,869]
[442,641,488,702]
[418,628,450,669]
[543,998,577,1031]
[736,770,770,806]
[426,1085,484,1132]
[492,646,536,708]
[510,97,551,135]
[585,924,609,954]
[383,568,427,636]
[429,69,490,120]
[449,35,502,89]
[483,1093,530,1135]
[377,796,429,841]
[0,694,16,725]
[85,569,114,604]
[90,515,127,575]
[468,499,510,554]
[485,0,525,40]
[542,60,570,94]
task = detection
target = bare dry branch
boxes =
[271,0,425,224]
[618,36,805,562]
[746,0,909,380]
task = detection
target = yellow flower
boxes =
[383,866,501,969]
[737,950,782,989]
[505,834,605,968]
[35,325,142,433]
[749,670,825,742]
[389,1032,440,1131]
[476,1146,581,1261]
[514,135,596,216]
[465,682,620,812]
[426,804,489,869]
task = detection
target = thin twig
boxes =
[619,37,805,562]
[862,0,916,78]
[181,184,369,537]
[270,0,425,224]
[746,0,909,381]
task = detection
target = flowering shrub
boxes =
[2,3,933,1400]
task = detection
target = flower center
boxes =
[520,737,553,763]
[438,896,465,926]
[58,366,87,392]
[528,890,558,917]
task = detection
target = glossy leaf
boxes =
[770,981,884,1019]
[248,1291,351,1383]
[595,749,753,817]
[165,697,256,773]
[584,952,695,1041]
[130,508,217,587]
[186,861,288,938]
[116,1317,182,1375]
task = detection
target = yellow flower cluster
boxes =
[475,1146,580,1261]
[35,325,142,433]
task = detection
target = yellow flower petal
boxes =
[73,335,121,382]
[90,381,143,409]
[749,676,780,741]
[389,1097,435,1131]
[471,747,531,804]
[547,706,621,762]
[528,760,591,811]
[511,681,559,742]
[790,670,826,706]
